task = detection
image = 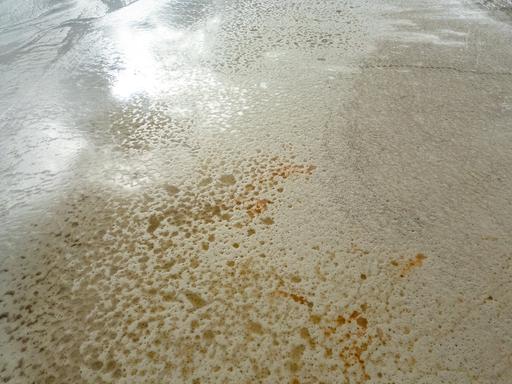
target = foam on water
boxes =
[1,145,432,383]
[1,0,512,383]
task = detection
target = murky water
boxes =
[1,0,512,383]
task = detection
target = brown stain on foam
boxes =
[307,304,375,383]
[273,290,313,308]
[1,154,325,384]
[269,164,316,180]
[299,327,316,348]
[1,237,415,384]
[246,199,272,218]
[144,157,317,238]
[0,149,428,384]
[261,217,274,225]
[392,253,427,277]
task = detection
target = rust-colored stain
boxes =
[323,326,336,338]
[309,306,374,383]
[145,159,316,236]
[299,327,316,348]
[273,290,313,307]
[349,310,360,320]
[246,321,264,334]
[336,315,346,325]
[246,199,272,218]
[356,317,368,329]
[270,164,316,180]
[261,217,274,225]
[392,253,427,277]
[2,151,428,383]
[287,344,306,373]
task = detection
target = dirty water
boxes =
[1,0,512,383]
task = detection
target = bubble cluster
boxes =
[0,143,434,383]
[204,0,366,74]
[4,0,510,383]
[107,96,198,152]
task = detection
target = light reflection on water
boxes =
[0,2,409,383]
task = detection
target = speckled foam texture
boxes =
[1,0,512,383]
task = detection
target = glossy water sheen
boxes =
[1,1,512,383]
